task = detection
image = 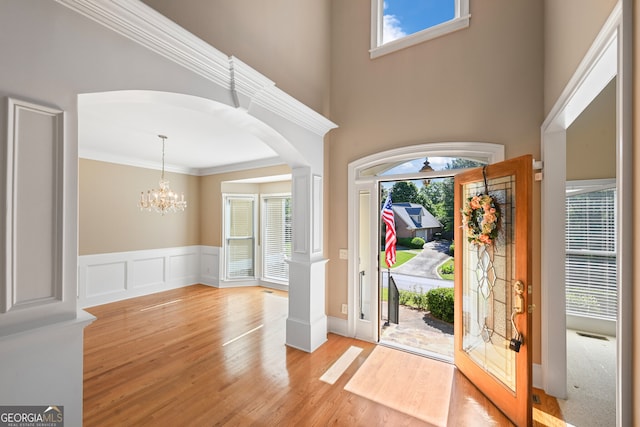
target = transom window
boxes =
[370,0,470,58]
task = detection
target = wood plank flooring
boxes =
[83,285,564,426]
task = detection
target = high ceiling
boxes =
[78,90,285,176]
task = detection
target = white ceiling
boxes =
[78,90,285,176]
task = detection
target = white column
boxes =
[286,167,327,352]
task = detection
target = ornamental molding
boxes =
[55,0,337,137]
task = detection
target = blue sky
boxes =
[383,0,455,43]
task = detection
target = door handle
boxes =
[509,281,525,352]
[513,280,525,314]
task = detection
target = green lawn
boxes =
[379,249,418,269]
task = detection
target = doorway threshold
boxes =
[379,339,453,364]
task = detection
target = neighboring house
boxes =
[392,203,442,242]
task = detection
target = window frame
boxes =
[260,193,292,285]
[565,179,617,321]
[223,193,258,281]
[370,0,470,59]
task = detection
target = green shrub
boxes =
[449,243,455,256]
[397,237,425,249]
[410,237,425,248]
[410,290,428,311]
[398,290,411,305]
[426,287,454,323]
[440,263,454,275]
[397,286,428,310]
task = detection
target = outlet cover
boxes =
[341,304,348,314]
[339,249,348,259]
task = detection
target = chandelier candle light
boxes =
[137,134,187,215]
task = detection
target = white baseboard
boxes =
[327,315,348,337]
[533,363,542,389]
[78,246,220,308]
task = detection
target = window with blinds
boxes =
[225,195,256,279]
[262,196,292,283]
[565,185,616,320]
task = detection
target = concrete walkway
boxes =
[392,240,452,279]
[381,240,455,357]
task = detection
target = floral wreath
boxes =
[461,194,500,246]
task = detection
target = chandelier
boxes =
[137,135,187,214]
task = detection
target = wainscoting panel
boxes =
[86,261,127,298]
[200,246,220,287]
[132,257,165,289]
[79,246,221,308]
[169,252,199,282]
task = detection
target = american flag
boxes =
[381,192,396,268]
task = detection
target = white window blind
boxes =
[226,196,255,279]
[565,187,616,320]
[262,196,291,283]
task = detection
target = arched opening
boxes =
[347,142,504,344]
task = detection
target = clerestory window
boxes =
[370,0,470,58]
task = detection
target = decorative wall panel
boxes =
[3,98,63,312]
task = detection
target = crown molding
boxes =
[230,56,337,136]
[56,0,337,137]
[197,157,286,176]
[55,0,231,88]
[79,149,200,175]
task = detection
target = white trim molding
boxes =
[3,98,64,314]
[347,142,504,343]
[540,3,632,425]
[78,245,287,308]
[79,246,207,308]
[327,315,349,337]
[370,0,470,59]
[55,0,337,139]
[54,0,232,88]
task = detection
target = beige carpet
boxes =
[559,329,616,427]
[344,345,453,426]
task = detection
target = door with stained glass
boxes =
[453,155,533,426]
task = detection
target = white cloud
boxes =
[383,14,406,44]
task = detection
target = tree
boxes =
[390,181,420,204]
[445,158,484,170]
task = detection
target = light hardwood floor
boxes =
[83,285,564,426]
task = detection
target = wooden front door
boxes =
[453,155,533,426]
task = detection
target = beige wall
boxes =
[329,1,544,332]
[79,159,200,255]
[140,0,331,116]
[80,157,290,257]
[566,79,616,181]
[543,0,618,115]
